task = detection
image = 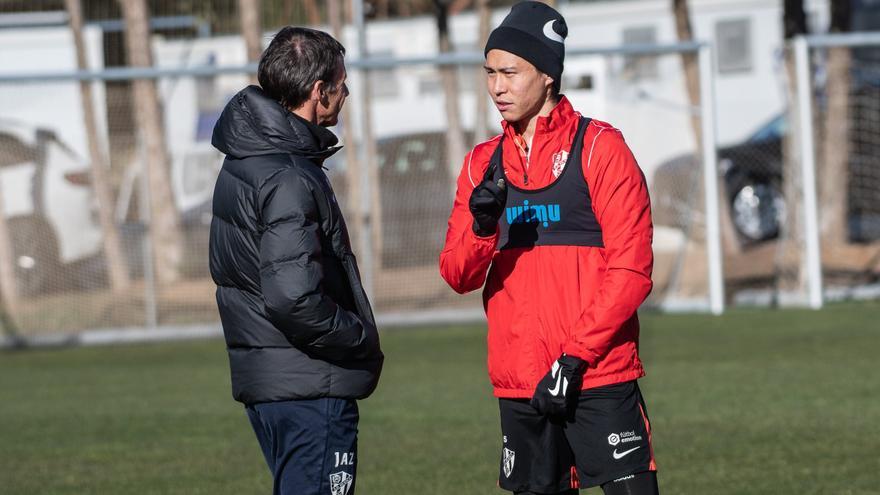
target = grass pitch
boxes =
[1,302,879,494]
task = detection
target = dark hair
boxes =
[257,27,346,109]
[551,78,561,98]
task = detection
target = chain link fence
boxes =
[713,32,880,308]
[10,2,879,341]
[0,36,727,343]
[794,33,880,305]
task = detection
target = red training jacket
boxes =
[439,97,654,398]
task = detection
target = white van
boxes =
[0,120,104,295]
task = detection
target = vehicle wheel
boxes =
[8,217,61,296]
[729,178,785,243]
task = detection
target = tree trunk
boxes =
[329,0,364,251]
[303,0,322,25]
[65,0,131,293]
[672,0,701,148]
[375,0,390,18]
[473,0,491,144]
[450,0,472,14]
[0,182,19,315]
[238,0,262,85]
[118,0,184,285]
[819,0,851,245]
[672,0,740,261]
[344,0,353,25]
[353,0,384,273]
[776,0,809,298]
[820,47,851,244]
[434,0,467,197]
[364,78,384,272]
[282,0,294,26]
[397,0,411,17]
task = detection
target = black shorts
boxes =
[498,381,656,492]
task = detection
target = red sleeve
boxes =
[439,147,499,294]
[563,129,654,364]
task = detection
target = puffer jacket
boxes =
[210,85,383,405]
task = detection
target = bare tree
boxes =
[672,0,701,148]
[0,183,19,314]
[282,0,295,25]
[473,0,492,144]
[118,0,184,285]
[375,0,390,18]
[65,0,130,292]
[239,0,262,85]
[397,0,411,17]
[450,0,472,13]
[351,0,384,274]
[303,0,322,25]
[434,0,467,195]
[329,0,364,249]
[817,1,879,275]
[0,180,25,340]
[672,0,740,263]
[345,0,355,25]
[819,0,851,245]
[776,0,809,297]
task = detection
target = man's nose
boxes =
[491,77,505,95]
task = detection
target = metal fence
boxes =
[340,42,724,317]
[779,32,880,308]
[1,10,879,344]
[0,35,727,343]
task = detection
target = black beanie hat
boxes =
[484,1,567,82]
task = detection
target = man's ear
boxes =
[310,79,326,102]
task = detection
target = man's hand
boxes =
[530,354,587,418]
[469,177,507,237]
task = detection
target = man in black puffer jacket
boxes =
[209,27,382,495]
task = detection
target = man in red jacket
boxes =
[439,3,659,494]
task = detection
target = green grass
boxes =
[1,302,879,494]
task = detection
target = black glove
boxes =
[530,354,587,419]
[468,177,507,237]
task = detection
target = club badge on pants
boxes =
[329,471,353,495]
[502,448,516,478]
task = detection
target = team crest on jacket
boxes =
[552,150,569,178]
[329,471,353,495]
[502,448,516,478]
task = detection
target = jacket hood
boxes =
[212,85,341,162]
